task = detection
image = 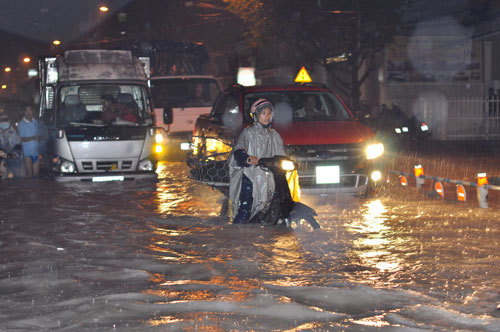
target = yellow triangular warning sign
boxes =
[294,66,312,83]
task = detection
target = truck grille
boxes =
[122,161,132,170]
[79,160,134,172]
[82,161,93,171]
[96,161,118,171]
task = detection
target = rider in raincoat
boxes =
[228,99,286,224]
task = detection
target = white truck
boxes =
[39,49,162,182]
[149,75,221,158]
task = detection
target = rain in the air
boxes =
[1,0,500,331]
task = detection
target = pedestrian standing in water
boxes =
[228,99,286,224]
[0,105,26,178]
[17,105,40,177]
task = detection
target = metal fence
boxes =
[446,96,500,141]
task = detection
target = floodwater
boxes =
[1,161,500,331]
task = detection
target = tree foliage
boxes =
[223,0,408,108]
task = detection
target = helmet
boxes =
[250,98,273,121]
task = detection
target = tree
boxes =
[223,0,408,109]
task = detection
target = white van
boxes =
[149,75,221,156]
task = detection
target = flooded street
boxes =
[1,160,500,331]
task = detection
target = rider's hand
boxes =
[247,156,258,165]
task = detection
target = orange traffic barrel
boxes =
[400,176,408,187]
[456,184,466,202]
[434,181,444,198]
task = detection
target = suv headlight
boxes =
[138,158,154,171]
[366,143,384,160]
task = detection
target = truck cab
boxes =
[39,50,160,182]
[149,75,221,157]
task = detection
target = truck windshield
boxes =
[244,90,353,122]
[57,84,152,126]
[150,77,220,108]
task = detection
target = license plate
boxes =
[92,175,125,182]
[315,165,340,184]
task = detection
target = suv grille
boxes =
[287,143,364,171]
[287,143,364,160]
[299,174,368,189]
[286,143,367,189]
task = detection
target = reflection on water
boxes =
[346,199,405,279]
[153,161,224,217]
[350,314,391,327]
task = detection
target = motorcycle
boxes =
[188,151,320,230]
[246,155,320,230]
[366,104,431,150]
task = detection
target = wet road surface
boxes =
[1,159,500,331]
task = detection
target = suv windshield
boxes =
[150,77,220,108]
[243,90,353,122]
[57,84,152,127]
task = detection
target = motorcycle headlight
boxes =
[394,128,402,134]
[402,126,409,132]
[420,122,429,132]
[281,160,295,171]
[138,158,154,171]
[366,143,384,160]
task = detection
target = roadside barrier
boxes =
[390,165,500,208]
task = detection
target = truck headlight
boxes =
[154,144,164,154]
[366,143,384,160]
[138,158,154,171]
[52,156,76,173]
[371,170,382,182]
[60,160,76,173]
[155,133,164,144]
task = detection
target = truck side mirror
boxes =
[163,107,173,124]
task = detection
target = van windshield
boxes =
[244,90,353,123]
[150,77,220,108]
[57,84,152,127]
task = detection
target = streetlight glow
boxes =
[1,85,7,89]
[23,57,31,63]
[4,67,11,72]
[99,6,109,12]
[53,40,61,45]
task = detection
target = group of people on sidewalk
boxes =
[0,103,48,180]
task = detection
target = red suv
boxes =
[187,83,385,196]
